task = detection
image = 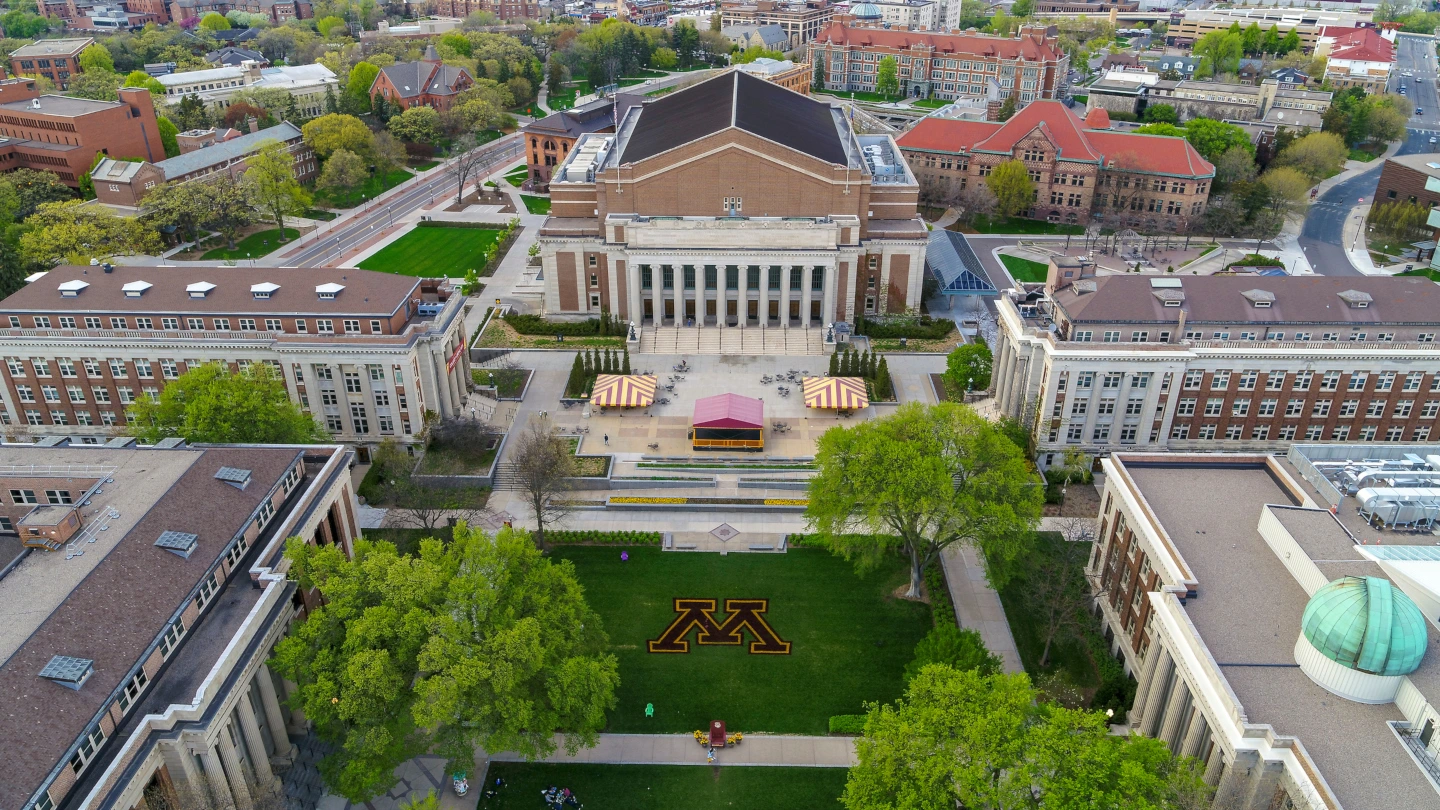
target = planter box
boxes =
[736,479,810,491]
[411,431,507,489]
[606,496,807,512]
[609,476,718,489]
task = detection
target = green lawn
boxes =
[912,98,950,109]
[1348,147,1380,162]
[553,546,931,735]
[200,228,299,261]
[813,87,902,103]
[958,215,1085,235]
[549,87,578,110]
[995,532,1099,690]
[503,164,530,186]
[303,208,337,221]
[357,225,503,277]
[313,167,414,208]
[477,764,847,810]
[999,254,1049,283]
[1399,267,1440,281]
[521,194,551,214]
[409,159,440,172]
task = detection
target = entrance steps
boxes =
[637,326,828,355]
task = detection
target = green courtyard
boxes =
[477,763,847,810]
[552,546,932,735]
[358,224,503,277]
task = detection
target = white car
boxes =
[1431,136,1438,143]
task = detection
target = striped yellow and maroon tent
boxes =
[803,376,869,410]
[590,374,657,407]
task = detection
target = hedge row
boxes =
[545,530,662,545]
[924,561,957,627]
[828,715,867,735]
[504,311,619,337]
[854,314,956,340]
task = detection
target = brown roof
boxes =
[1054,275,1440,326]
[0,446,302,810]
[815,23,1064,61]
[1,265,421,318]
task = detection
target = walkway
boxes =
[939,542,1024,675]
[487,733,856,768]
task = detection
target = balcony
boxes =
[1393,723,1440,789]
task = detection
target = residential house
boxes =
[369,45,475,113]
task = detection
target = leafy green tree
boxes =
[205,179,257,249]
[1140,103,1177,124]
[67,71,122,101]
[303,113,375,160]
[1261,25,1281,54]
[1241,22,1262,55]
[440,31,472,57]
[388,105,442,145]
[673,20,701,67]
[20,200,161,266]
[242,139,310,241]
[985,159,1034,220]
[123,69,165,95]
[128,362,326,444]
[173,93,211,131]
[875,55,900,98]
[1213,144,1257,189]
[1134,122,1186,137]
[650,46,678,70]
[156,116,181,158]
[346,61,380,112]
[1279,29,1300,54]
[732,44,784,64]
[5,169,72,219]
[1193,30,1241,77]
[315,14,347,37]
[78,43,115,74]
[904,625,1001,682]
[1273,131,1347,180]
[547,58,566,94]
[943,342,992,392]
[813,55,826,90]
[996,90,1019,121]
[317,148,369,206]
[199,11,231,31]
[143,179,211,244]
[806,402,1042,598]
[1011,0,1033,16]
[1183,117,1253,162]
[1,9,50,38]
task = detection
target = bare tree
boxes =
[1031,517,1097,668]
[511,417,576,548]
[388,482,491,533]
[946,181,997,225]
[449,133,485,206]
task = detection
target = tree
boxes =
[317,148,369,206]
[242,140,310,241]
[20,200,161,266]
[174,93,211,131]
[388,106,442,145]
[732,45,784,64]
[128,362,326,444]
[78,43,115,74]
[1279,29,1300,54]
[1257,166,1312,235]
[1193,30,1241,78]
[345,61,380,112]
[511,417,576,548]
[1029,519,1094,667]
[205,179,257,249]
[651,47,677,70]
[1273,131,1347,180]
[222,101,268,130]
[372,131,408,181]
[806,402,1042,599]
[943,342,992,393]
[1,9,50,38]
[315,14,347,37]
[5,169,73,219]
[813,55,826,90]
[302,113,375,159]
[903,625,1001,683]
[547,58,566,94]
[1213,144,1258,189]
[1011,0,1034,16]
[985,159,1034,220]
[1140,103,1177,124]
[143,179,212,244]
[947,181,997,225]
[1367,103,1407,147]
[1133,122,1186,137]
[996,90,1019,122]
[1183,117,1253,163]
[68,71,122,101]
[875,55,899,98]
[199,11,231,31]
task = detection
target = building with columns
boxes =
[0,266,470,459]
[0,440,359,810]
[537,70,927,329]
[1092,448,1440,810]
[990,268,1440,470]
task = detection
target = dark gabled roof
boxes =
[375,59,471,99]
[618,71,848,166]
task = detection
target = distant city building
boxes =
[204,45,268,67]
[809,24,1068,109]
[621,0,669,25]
[723,22,791,52]
[360,17,465,39]
[1319,26,1395,94]
[850,0,936,32]
[0,79,164,187]
[8,38,93,91]
[1034,0,1136,13]
[733,57,811,94]
[1088,77,1333,126]
[428,0,541,20]
[156,62,337,119]
[1165,7,1371,51]
[719,0,835,50]
[369,46,475,113]
[1271,66,1311,86]
[168,0,313,23]
[0,266,470,448]
[0,439,357,810]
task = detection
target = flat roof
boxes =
[1388,152,1440,180]
[0,94,123,117]
[1121,462,1440,810]
[0,444,303,810]
[9,38,92,58]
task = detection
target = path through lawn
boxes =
[478,764,847,810]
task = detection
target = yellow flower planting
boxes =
[764,499,809,506]
[611,496,689,504]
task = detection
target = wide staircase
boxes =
[492,462,523,491]
[637,326,828,355]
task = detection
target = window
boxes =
[1367,400,1386,417]
[5,358,23,376]
[1417,427,1434,441]
[117,669,149,714]
[92,386,110,403]
[133,317,151,330]
[1204,398,1224,416]
[370,320,382,334]
[1259,399,1277,416]
[45,489,71,505]
[32,359,49,377]
[1131,331,1148,342]
[1266,372,1286,390]
[57,358,75,378]
[1279,425,1298,440]
[1225,425,1244,440]
[1251,425,1270,441]
[1340,400,1359,417]
[1286,399,1305,417]
[1096,400,1115,416]
[1305,425,1324,440]
[1320,371,1340,391]
[1091,425,1110,443]
[15,385,31,402]
[1103,331,1120,342]
[69,726,106,777]
[1171,424,1190,440]
[295,320,307,333]
[344,320,360,334]
[1404,373,1424,392]
[1198,424,1217,440]
[1348,373,1369,391]
[211,318,230,331]
[1176,399,1196,416]
[266,319,283,331]
[159,359,177,379]
[1294,371,1313,391]
[1103,373,1122,389]
[82,359,100,377]
[41,385,58,403]
[1124,399,1145,416]
[66,386,83,403]
[317,319,334,333]
[1396,401,1414,418]
[1073,331,1093,342]
[1071,399,1089,415]
[350,403,369,434]
[1313,400,1332,417]
[186,318,204,330]
[1211,370,1231,390]
[1077,372,1095,389]
[162,317,178,330]
[1067,425,1083,442]
[1238,371,1258,390]
[10,489,37,504]
[1120,427,1137,444]
[59,316,75,329]
[1232,399,1250,417]
[159,617,186,658]
[1183,370,1203,390]
[1376,372,1396,392]
[34,317,49,328]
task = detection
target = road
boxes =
[1299,33,1438,276]
[276,134,523,268]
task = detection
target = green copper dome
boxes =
[1301,576,1428,677]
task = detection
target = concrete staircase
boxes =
[492,462,522,491]
[638,326,828,355]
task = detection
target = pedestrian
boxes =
[603,433,609,445]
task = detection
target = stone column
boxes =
[1203,741,1227,787]
[1140,655,1176,739]
[993,338,1013,411]
[162,740,211,806]
[1214,750,1259,808]
[650,269,663,326]
[673,266,685,328]
[1129,645,1168,729]
[822,264,837,327]
[255,665,295,760]
[198,744,237,810]
[1180,710,1209,760]
[780,268,792,327]
[758,266,769,327]
[1243,760,1285,810]
[236,695,277,788]
[217,725,255,810]
[1158,680,1192,751]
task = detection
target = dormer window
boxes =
[187,281,216,299]
[1338,289,1372,309]
[251,282,280,300]
[57,280,88,298]
[121,280,152,298]
[315,282,345,300]
[40,655,94,690]
[1241,289,1275,308]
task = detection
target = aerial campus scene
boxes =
[5,0,1440,808]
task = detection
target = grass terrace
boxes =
[477,764,847,810]
[954,215,1085,235]
[358,224,503,277]
[554,546,931,734]
[813,87,901,103]
[521,194,551,214]
[999,254,1050,283]
[912,98,950,109]
[503,164,529,186]
[313,167,414,208]
[200,227,299,261]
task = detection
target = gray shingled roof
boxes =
[376,59,471,99]
[154,121,301,180]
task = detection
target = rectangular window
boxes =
[1171,424,1190,440]
[159,359,177,379]
[1313,400,1332,417]
[370,320,382,334]
[1232,399,1250,417]
[1395,401,1414,418]
[1320,371,1340,391]
[1102,373,1122,389]
[1251,425,1270,441]
[1237,371,1258,390]
[1183,370,1203,390]
[1340,400,1359,417]
[1103,331,1120,343]
[33,317,49,328]
[1294,371,1313,391]
[186,318,204,330]
[1404,373,1424,392]
[213,319,230,331]
[317,320,334,333]
[1266,372,1286,390]
[1211,370,1231,390]
[1225,425,1244,440]
[344,320,360,334]
[1348,373,1369,391]
[1258,399,1277,416]
[10,489,37,503]
[59,316,74,329]
[1198,424,1217,440]
[1376,372,1396,392]
[45,489,71,505]
[1204,398,1224,416]
[162,317,179,330]
[1176,399,1196,416]
[266,319,283,331]
[1367,400,1386,417]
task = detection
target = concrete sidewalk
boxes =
[939,543,1024,675]
[487,733,857,768]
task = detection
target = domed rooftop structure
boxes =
[1084,107,1111,130]
[1302,576,1427,677]
[851,2,883,18]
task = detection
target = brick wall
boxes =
[1376,160,1440,210]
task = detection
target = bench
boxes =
[663,533,673,549]
[748,544,774,551]
[778,535,788,551]
[676,543,698,550]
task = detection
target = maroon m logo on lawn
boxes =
[647,598,791,655]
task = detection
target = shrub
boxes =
[1085,621,1136,723]
[904,624,1002,683]
[853,313,956,340]
[504,312,611,336]
[923,561,956,627]
[828,714,868,735]
[545,530,662,545]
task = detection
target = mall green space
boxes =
[357,225,503,277]
[552,546,931,735]
[476,763,847,810]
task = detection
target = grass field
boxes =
[477,764,847,810]
[201,228,299,261]
[313,167,414,208]
[912,98,950,108]
[409,160,440,172]
[996,532,1099,690]
[553,546,931,734]
[999,254,1049,283]
[813,87,901,103]
[358,225,502,277]
[1399,267,1440,281]
[521,194,551,214]
[503,164,529,186]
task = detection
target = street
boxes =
[1299,33,1438,276]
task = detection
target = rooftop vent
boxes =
[121,280,153,298]
[315,282,344,300]
[214,466,251,489]
[154,530,199,559]
[57,279,89,298]
[23,271,47,284]
[1339,289,1373,308]
[1242,289,1276,308]
[39,655,94,690]
[251,282,280,300]
[186,281,217,299]
[1149,278,1183,288]
[154,437,187,449]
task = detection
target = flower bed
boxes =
[546,530,662,545]
[609,496,809,507]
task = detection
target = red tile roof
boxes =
[814,23,1064,61]
[896,102,1215,179]
[1327,27,1394,63]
